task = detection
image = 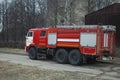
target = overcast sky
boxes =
[0,0,3,2]
[0,0,12,3]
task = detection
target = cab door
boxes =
[26,31,33,46]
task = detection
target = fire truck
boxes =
[25,25,116,65]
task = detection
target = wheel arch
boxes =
[28,45,37,52]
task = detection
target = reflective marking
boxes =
[104,33,108,47]
[57,38,79,42]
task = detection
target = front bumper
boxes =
[25,46,29,52]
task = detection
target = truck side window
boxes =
[27,32,33,37]
[40,31,46,36]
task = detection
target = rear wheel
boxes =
[28,47,37,60]
[55,49,68,64]
[69,50,83,65]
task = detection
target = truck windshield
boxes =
[27,32,33,37]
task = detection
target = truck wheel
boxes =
[28,47,37,60]
[55,49,68,64]
[69,50,83,65]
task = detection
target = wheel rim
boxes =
[71,53,78,62]
[29,48,37,59]
[69,50,83,65]
[56,49,68,63]
[30,49,34,58]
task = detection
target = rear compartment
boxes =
[97,26,116,60]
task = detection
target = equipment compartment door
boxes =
[80,33,96,47]
[80,33,97,55]
[48,33,57,45]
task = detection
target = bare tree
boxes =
[0,0,48,48]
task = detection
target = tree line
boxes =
[0,0,76,48]
[0,0,47,48]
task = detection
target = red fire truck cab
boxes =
[25,25,116,65]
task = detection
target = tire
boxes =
[28,47,37,60]
[69,49,83,65]
[55,49,68,64]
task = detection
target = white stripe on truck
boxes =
[57,38,79,42]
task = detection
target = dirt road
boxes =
[0,52,120,80]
